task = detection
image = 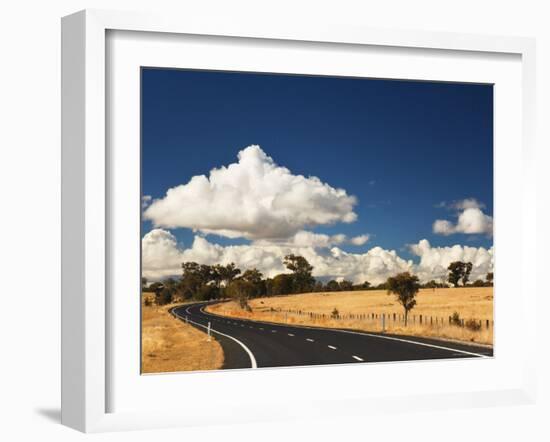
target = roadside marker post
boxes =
[207,321,211,341]
[382,313,386,332]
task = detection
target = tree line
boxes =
[143,255,493,312]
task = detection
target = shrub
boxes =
[450,311,462,326]
[331,308,339,319]
[156,288,173,306]
[465,318,482,331]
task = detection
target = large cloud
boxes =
[144,145,357,240]
[142,229,493,285]
[433,198,493,236]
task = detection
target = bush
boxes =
[156,288,173,306]
[465,318,481,331]
[331,308,339,319]
[450,311,462,326]
[144,298,152,307]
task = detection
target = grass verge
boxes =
[141,303,224,373]
[206,287,493,346]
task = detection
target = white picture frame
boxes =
[61,9,537,433]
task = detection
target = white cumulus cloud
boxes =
[142,228,412,284]
[433,198,493,236]
[142,229,493,286]
[409,239,493,282]
[350,234,370,246]
[143,145,358,240]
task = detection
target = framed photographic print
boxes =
[61,9,537,432]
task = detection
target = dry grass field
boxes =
[141,303,224,373]
[207,287,494,345]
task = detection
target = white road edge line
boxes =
[288,333,295,337]
[199,305,489,358]
[352,356,364,362]
[328,345,337,350]
[306,338,314,342]
[173,307,257,369]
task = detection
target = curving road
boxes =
[170,302,493,370]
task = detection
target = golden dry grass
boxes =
[141,304,224,373]
[207,287,493,346]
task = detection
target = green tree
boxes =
[486,272,494,286]
[155,287,173,306]
[386,272,420,326]
[313,281,325,292]
[447,262,463,287]
[269,273,294,295]
[284,254,315,293]
[325,280,340,292]
[226,279,256,310]
[447,261,473,287]
[338,280,353,291]
[181,262,206,299]
[462,262,473,286]
[241,268,265,298]
[149,282,164,296]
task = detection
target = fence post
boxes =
[207,321,211,341]
[419,314,422,325]
[382,313,386,332]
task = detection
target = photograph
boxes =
[140,68,494,374]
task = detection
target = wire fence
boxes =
[272,307,493,331]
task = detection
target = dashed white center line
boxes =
[271,330,277,333]
[306,338,315,342]
[328,345,337,350]
[288,333,295,337]
[259,327,264,331]
[352,355,364,362]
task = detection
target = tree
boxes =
[141,277,148,290]
[338,280,353,291]
[313,281,325,292]
[486,272,494,286]
[241,268,265,298]
[447,261,473,287]
[155,287,173,306]
[462,262,473,286]
[356,281,371,290]
[386,272,420,326]
[181,262,206,300]
[217,263,241,287]
[284,254,315,293]
[149,282,164,295]
[325,280,340,292]
[269,273,294,295]
[424,280,438,290]
[226,279,255,310]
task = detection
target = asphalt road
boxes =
[170,302,494,370]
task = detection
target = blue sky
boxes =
[141,68,493,265]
